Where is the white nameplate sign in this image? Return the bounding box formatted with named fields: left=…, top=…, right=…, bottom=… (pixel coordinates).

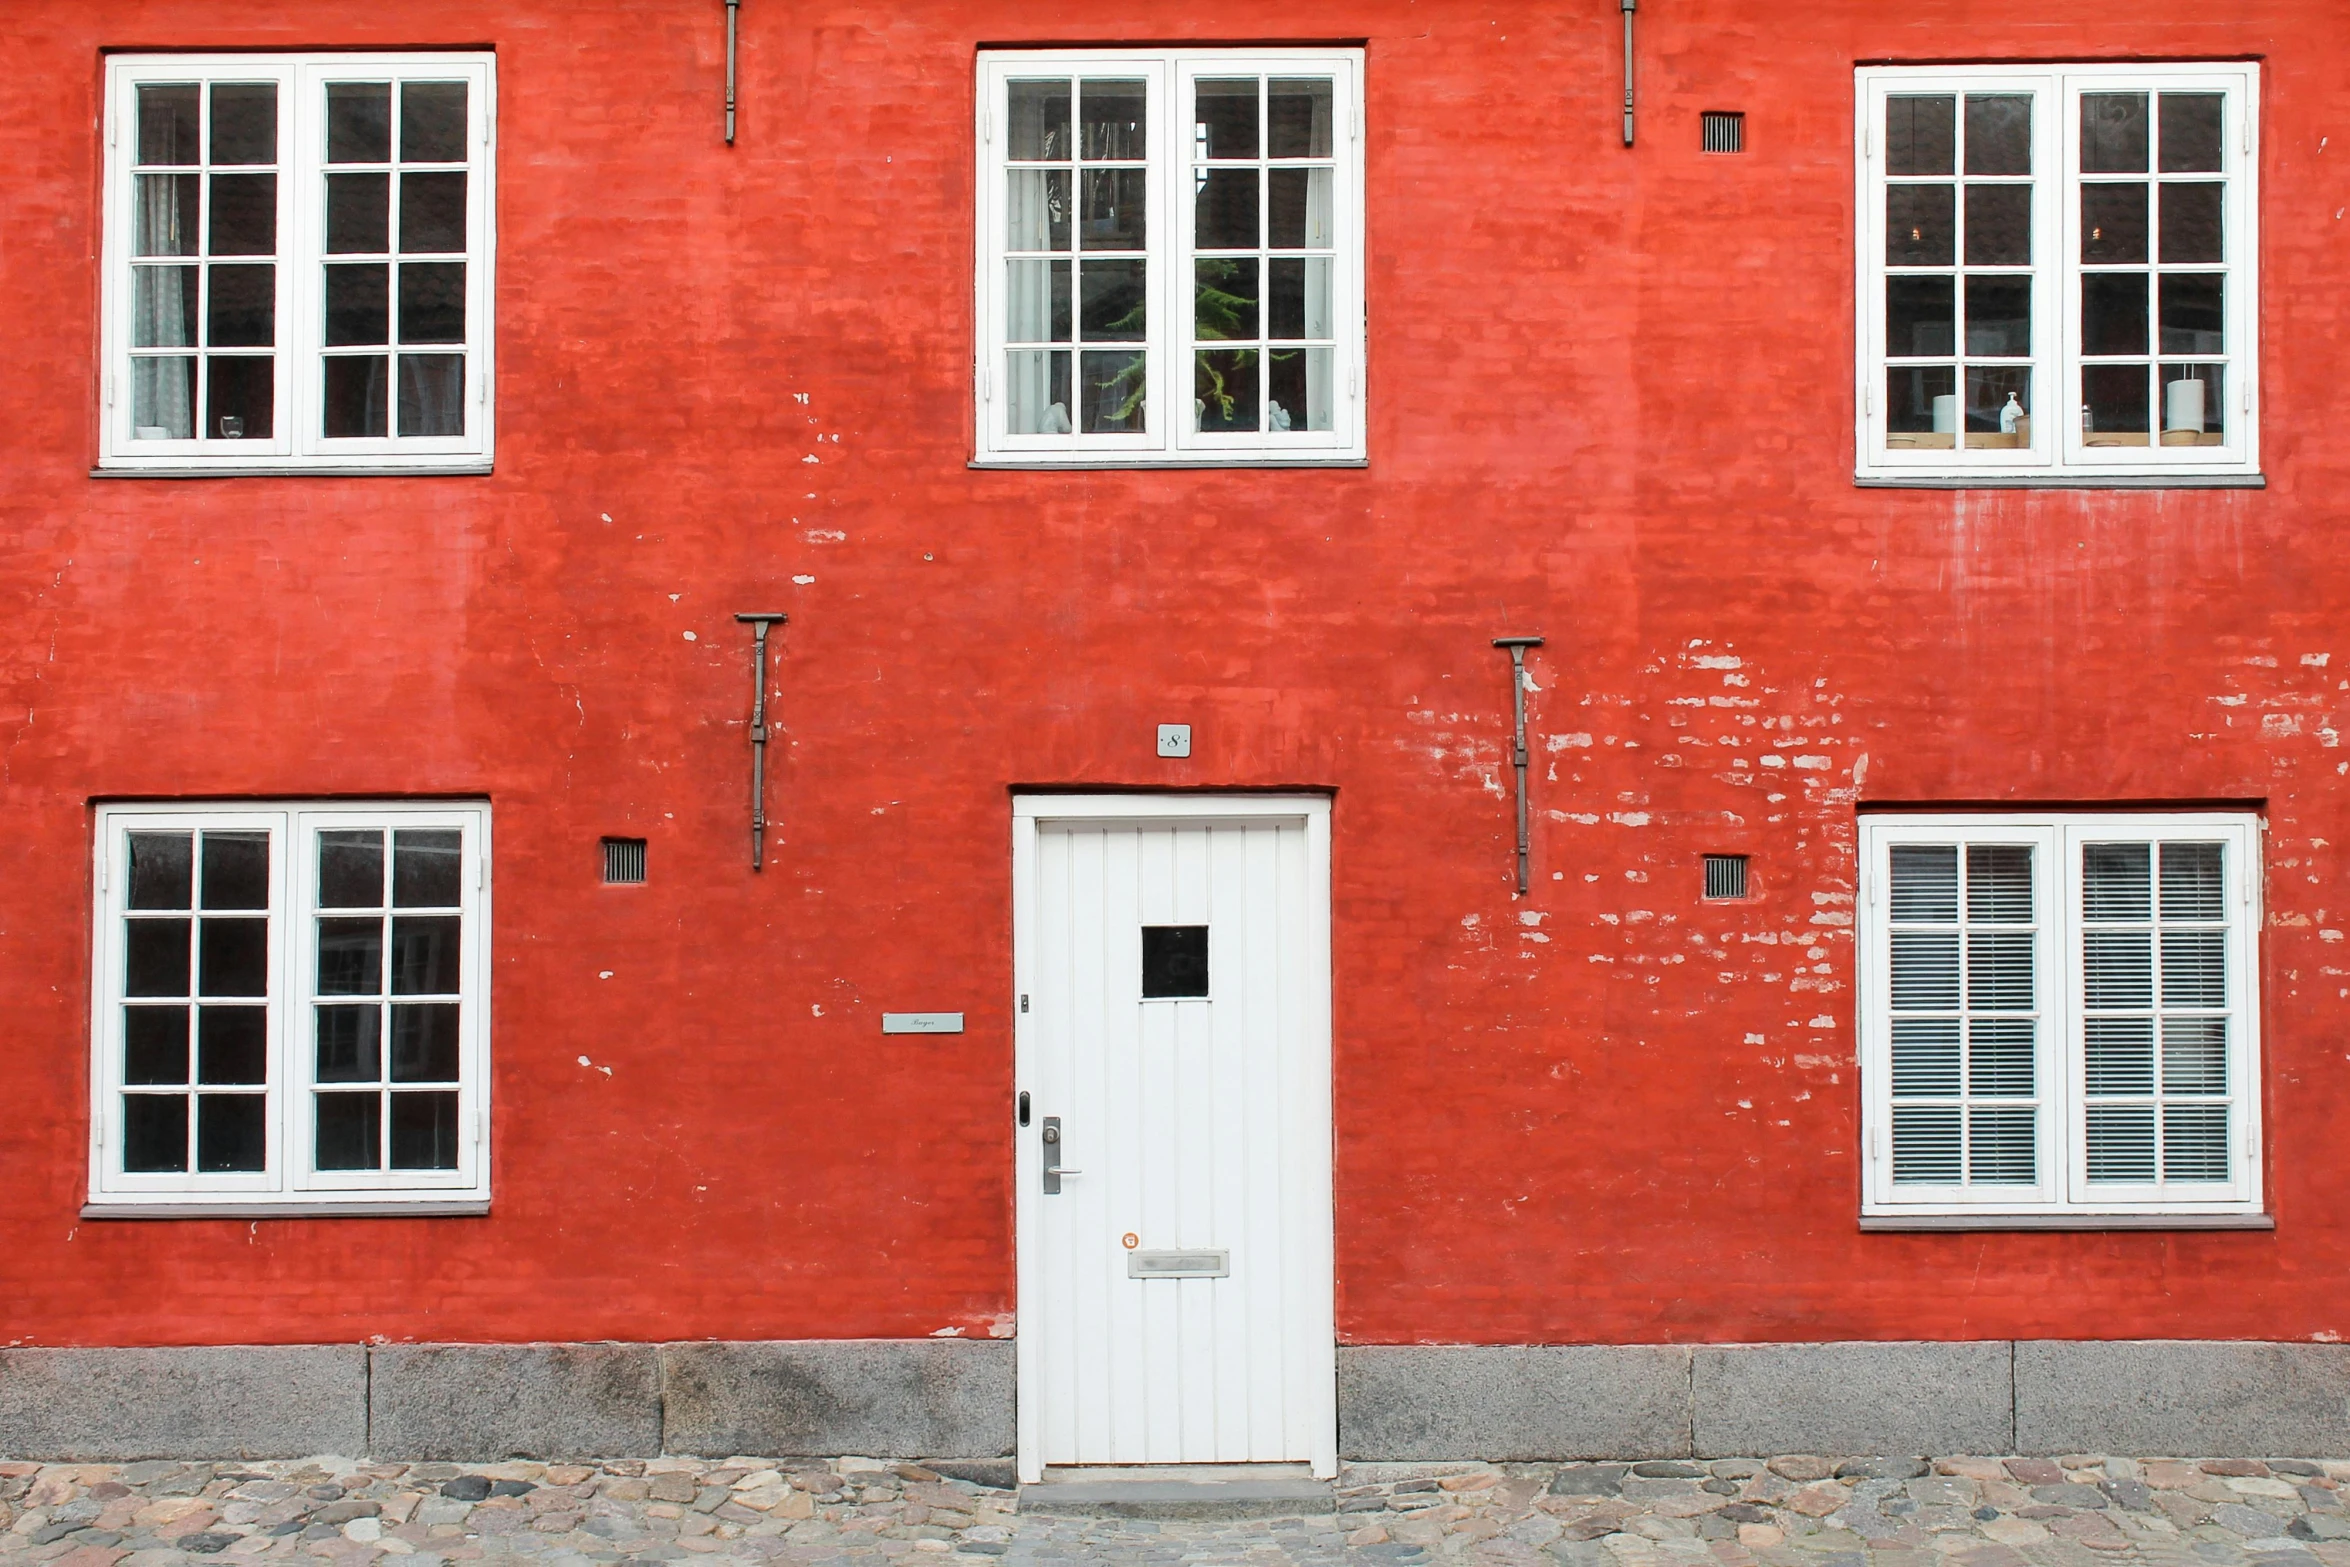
left=1128, top=1249, right=1230, bottom=1279
left=881, top=1013, right=965, bottom=1034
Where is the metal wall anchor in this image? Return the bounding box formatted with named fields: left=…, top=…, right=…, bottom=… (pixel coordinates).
left=734, top=612, right=787, bottom=870
left=1493, top=636, right=1545, bottom=894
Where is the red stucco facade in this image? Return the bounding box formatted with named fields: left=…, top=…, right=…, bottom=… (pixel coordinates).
left=4, top=0, right=2347, bottom=1350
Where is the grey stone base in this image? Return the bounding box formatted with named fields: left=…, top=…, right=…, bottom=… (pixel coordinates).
left=6, top=1338, right=2346, bottom=1462
left=1337, top=1340, right=2350, bottom=1460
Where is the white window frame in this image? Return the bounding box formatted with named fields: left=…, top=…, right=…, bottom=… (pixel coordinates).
left=88, top=801, right=491, bottom=1216
left=973, top=48, right=1366, bottom=467
left=99, top=53, right=496, bottom=476
left=1855, top=63, right=2259, bottom=484
left=1859, top=812, right=2263, bottom=1223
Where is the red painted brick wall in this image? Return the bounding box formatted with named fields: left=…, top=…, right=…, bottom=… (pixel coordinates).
left=3, top=0, right=2347, bottom=1348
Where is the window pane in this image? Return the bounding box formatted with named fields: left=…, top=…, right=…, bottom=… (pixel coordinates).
left=196, top=1093, right=265, bottom=1172
left=316, top=1004, right=383, bottom=1083
left=325, top=264, right=390, bottom=346
left=1267, top=168, right=1332, bottom=248
left=317, top=917, right=384, bottom=995
left=1964, top=366, right=2031, bottom=444
left=124, top=1094, right=189, bottom=1172
left=1892, top=848, right=1962, bottom=925
left=2082, top=92, right=2149, bottom=173
left=207, top=172, right=276, bottom=256
left=1078, top=350, right=1145, bottom=433
left=391, top=916, right=462, bottom=994
left=1885, top=365, right=1955, bottom=443
left=2161, top=364, right=2224, bottom=443
left=401, top=81, right=469, bottom=162
left=399, top=171, right=467, bottom=253
left=1969, top=842, right=2036, bottom=918
left=315, top=1092, right=381, bottom=1170
left=319, top=830, right=385, bottom=907
left=1965, top=931, right=2035, bottom=1011
left=136, top=174, right=201, bottom=257
left=126, top=919, right=192, bottom=997
left=202, top=831, right=271, bottom=916
left=1195, top=169, right=1259, bottom=249
left=1078, top=169, right=1146, bottom=250
left=1885, top=184, right=1954, bottom=267
left=210, top=83, right=278, bottom=165
left=1194, top=259, right=1259, bottom=341
left=397, top=262, right=466, bottom=343
left=397, top=355, right=466, bottom=437
left=2158, top=93, right=2224, bottom=174
left=2083, top=364, right=2151, bottom=442
left=2085, top=1105, right=2156, bottom=1181
left=1078, top=80, right=1146, bottom=160
left=1195, top=78, right=1258, bottom=160
left=327, top=173, right=390, bottom=254
left=2084, top=1017, right=2154, bottom=1095
left=2082, top=273, right=2148, bottom=355
left=2080, top=183, right=2148, bottom=262
left=323, top=355, right=390, bottom=437
left=1885, top=95, right=1954, bottom=176
left=1967, top=1106, right=2036, bottom=1182
left=197, top=1006, right=266, bottom=1085
left=1006, top=261, right=1070, bottom=342
left=198, top=917, right=268, bottom=997
left=391, top=1003, right=461, bottom=1081
left=1005, top=350, right=1072, bottom=433
left=206, top=262, right=274, bottom=344
left=1889, top=931, right=1959, bottom=1010
left=1006, top=169, right=1071, bottom=251
left=327, top=83, right=392, bottom=163
left=206, top=356, right=274, bottom=441
left=2159, top=273, right=2224, bottom=355
left=1268, top=78, right=1334, bottom=158
left=1007, top=80, right=1071, bottom=161
left=1268, top=257, right=1331, bottom=339
left=1968, top=1018, right=2035, bottom=1095
left=389, top=1091, right=461, bottom=1170
left=2083, top=930, right=2153, bottom=1009
left=133, top=266, right=198, bottom=348
left=2162, top=1018, right=2228, bottom=1094
left=1266, top=346, right=1332, bottom=431
left=132, top=357, right=196, bottom=439
left=2161, top=843, right=2225, bottom=918
left=137, top=84, right=202, bottom=166
left=2161, top=930, right=2226, bottom=1007
left=2082, top=842, right=2151, bottom=919
left=1964, top=184, right=2031, bottom=266
left=129, top=832, right=195, bottom=910
left=1890, top=1017, right=1959, bottom=1097
left=2162, top=1104, right=2229, bottom=1181
left=1964, top=276, right=2030, bottom=356
left=1963, top=94, right=2031, bottom=175
left=1078, top=259, right=1145, bottom=341
left=1195, top=348, right=1259, bottom=432
left=125, top=1007, right=191, bottom=1085
left=1891, top=1106, right=1960, bottom=1183
left=1886, top=276, right=1954, bottom=357
left=2159, top=181, right=2223, bottom=263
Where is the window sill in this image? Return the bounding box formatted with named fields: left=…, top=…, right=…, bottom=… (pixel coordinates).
left=969, top=456, right=1367, bottom=471
left=1860, top=1212, right=2272, bottom=1231
left=1854, top=473, right=2265, bottom=490
left=92, top=463, right=494, bottom=479
left=82, top=1200, right=490, bottom=1219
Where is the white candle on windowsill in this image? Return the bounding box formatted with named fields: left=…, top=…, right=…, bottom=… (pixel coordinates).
left=2165, top=377, right=2206, bottom=434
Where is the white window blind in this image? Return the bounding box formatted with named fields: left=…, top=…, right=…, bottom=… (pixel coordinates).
left=1861, top=813, right=2261, bottom=1220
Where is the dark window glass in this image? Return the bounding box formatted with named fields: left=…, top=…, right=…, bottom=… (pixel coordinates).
left=198, top=917, right=268, bottom=997
left=1077, top=170, right=1146, bottom=251
left=1886, top=94, right=1955, bottom=175
left=397, top=355, right=465, bottom=437
left=1964, top=184, right=2031, bottom=266
left=393, top=829, right=463, bottom=907
left=1965, top=277, right=2031, bottom=356
left=124, top=1094, right=189, bottom=1172
left=1885, top=183, right=1954, bottom=266
left=1195, top=169, right=1259, bottom=250
left=397, top=262, right=466, bottom=343
left=327, top=83, right=392, bottom=163
left=200, top=831, right=270, bottom=910
left=2159, top=93, right=2224, bottom=174
left=315, top=1092, right=381, bottom=1170
left=1887, top=276, right=1954, bottom=357
left=326, top=172, right=390, bottom=254
left=128, top=832, right=194, bottom=910
left=1079, top=260, right=1146, bottom=342
left=125, top=1007, right=191, bottom=1085
left=126, top=919, right=192, bottom=997
left=2081, top=183, right=2149, bottom=263
left=316, top=1004, right=383, bottom=1083
left=1195, top=258, right=1259, bottom=341
left=197, top=1007, right=267, bottom=1085
left=1142, top=925, right=1210, bottom=999
left=1196, top=348, right=1259, bottom=432
left=323, top=355, right=390, bottom=437
left=2084, top=274, right=2149, bottom=356
left=401, top=82, right=469, bottom=162
left=196, top=1093, right=265, bottom=1172
left=391, top=1003, right=461, bottom=1081
left=2160, top=274, right=2225, bottom=355
left=319, top=830, right=385, bottom=907
left=207, top=356, right=275, bottom=441
left=205, top=263, right=276, bottom=346
left=1963, top=94, right=2031, bottom=175
left=2082, top=93, right=2149, bottom=173
left=399, top=171, right=467, bottom=253
left=390, top=1091, right=461, bottom=1170
left=390, top=916, right=462, bottom=994
left=209, top=83, right=278, bottom=165
left=2160, top=181, right=2223, bottom=264
left=325, top=264, right=390, bottom=346
left=207, top=172, right=276, bottom=256
left=138, top=84, right=202, bottom=166
left=317, top=917, right=384, bottom=995
left=1195, top=79, right=1258, bottom=160
left=1078, top=80, right=1147, bottom=159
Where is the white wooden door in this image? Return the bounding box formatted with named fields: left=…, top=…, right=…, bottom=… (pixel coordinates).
left=1012, top=796, right=1335, bottom=1481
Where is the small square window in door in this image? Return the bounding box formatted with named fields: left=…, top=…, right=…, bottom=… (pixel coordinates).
left=1141, top=925, right=1209, bottom=998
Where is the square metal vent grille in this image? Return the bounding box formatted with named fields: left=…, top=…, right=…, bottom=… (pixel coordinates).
left=1704, top=854, right=1749, bottom=900
left=602, top=837, right=647, bottom=884
left=1702, top=111, right=1746, bottom=154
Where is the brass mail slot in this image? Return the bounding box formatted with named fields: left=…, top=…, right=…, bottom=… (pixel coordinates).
left=1127, top=1249, right=1230, bottom=1279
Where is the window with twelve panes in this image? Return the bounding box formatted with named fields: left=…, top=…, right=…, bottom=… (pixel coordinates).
left=1856, top=65, right=2257, bottom=483
left=974, top=49, right=1365, bottom=465
left=1858, top=813, right=2262, bottom=1222
left=89, top=803, right=489, bottom=1215
left=100, top=54, right=494, bottom=473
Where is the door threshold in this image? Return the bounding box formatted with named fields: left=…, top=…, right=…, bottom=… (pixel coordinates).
left=1020, top=1463, right=1334, bottom=1519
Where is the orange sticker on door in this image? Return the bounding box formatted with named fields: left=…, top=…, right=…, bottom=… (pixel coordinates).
left=1121, top=1233, right=1139, bottom=1249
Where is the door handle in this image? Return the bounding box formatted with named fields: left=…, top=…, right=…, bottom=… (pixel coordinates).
left=1041, top=1116, right=1081, bottom=1194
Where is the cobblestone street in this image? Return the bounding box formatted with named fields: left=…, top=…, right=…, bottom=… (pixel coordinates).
left=6, top=1454, right=2350, bottom=1567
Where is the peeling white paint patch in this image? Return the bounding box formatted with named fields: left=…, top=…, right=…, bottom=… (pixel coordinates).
left=1744, top=1033, right=1767, bottom=1044
left=682, top=630, right=697, bottom=641
left=1610, top=811, right=1652, bottom=826
left=1518, top=911, right=1547, bottom=926
left=1792, top=755, right=1832, bottom=770
left=1808, top=1016, right=1837, bottom=1028
left=805, top=528, right=846, bottom=542
left=792, top=574, right=816, bottom=585
left=575, top=1055, right=613, bottom=1078
left=1549, top=733, right=1595, bottom=749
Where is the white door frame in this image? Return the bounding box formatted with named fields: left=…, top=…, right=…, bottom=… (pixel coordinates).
left=1011, top=793, right=1336, bottom=1482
